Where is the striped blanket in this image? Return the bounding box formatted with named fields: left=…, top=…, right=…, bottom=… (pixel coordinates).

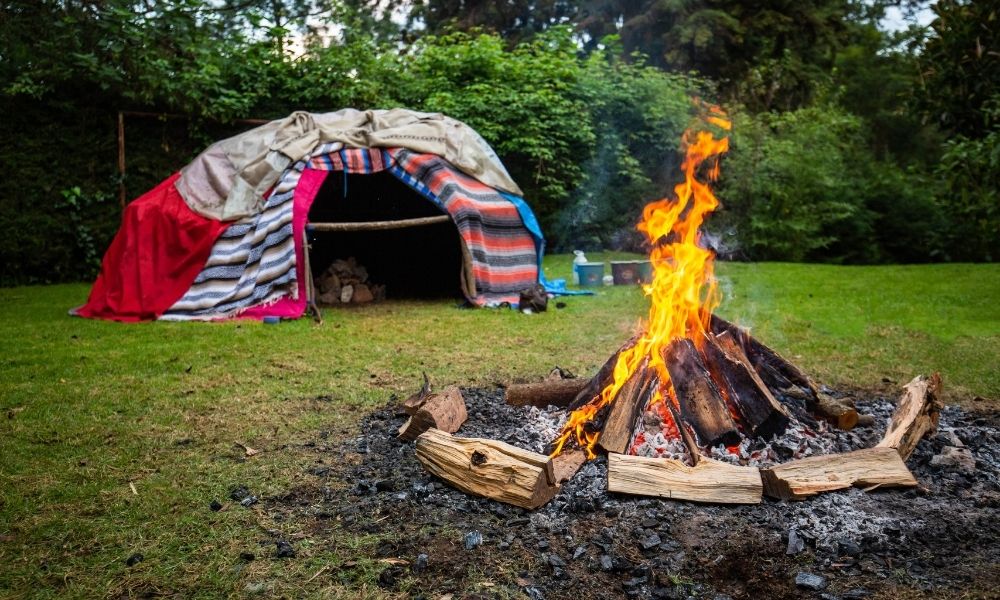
left=163, top=145, right=540, bottom=319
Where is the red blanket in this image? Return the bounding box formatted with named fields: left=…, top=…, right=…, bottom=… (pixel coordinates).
left=75, top=173, right=228, bottom=321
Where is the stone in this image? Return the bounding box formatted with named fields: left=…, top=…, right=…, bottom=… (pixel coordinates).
left=573, top=545, right=587, bottom=560
left=600, top=554, right=614, bottom=571
left=412, top=553, right=428, bottom=573
left=340, top=285, right=354, bottom=303
left=786, top=529, right=806, bottom=555
left=352, top=284, right=374, bottom=303
left=209, top=500, right=223, bottom=511
left=464, top=531, right=483, bottom=550
left=125, top=553, right=143, bottom=567
left=641, top=533, right=662, bottom=551
left=842, top=588, right=870, bottom=599
left=838, top=538, right=862, bottom=557
left=795, top=572, right=827, bottom=591
left=930, top=446, right=976, bottom=475
left=275, top=540, right=295, bottom=558
left=548, top=554, right=566, bottom=568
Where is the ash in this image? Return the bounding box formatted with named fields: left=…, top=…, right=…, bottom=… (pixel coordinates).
left=271, top=387, right=1000, bottom=600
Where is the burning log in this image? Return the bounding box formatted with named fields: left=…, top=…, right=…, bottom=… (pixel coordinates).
left=710, top=315, right=858, bottom=430
left=608, top=453, right=763, bottom=504
left=597, top=366, right=655, bottom=454
left=505, top=378, right=589, bottom=408
left=414, top=428, right=558, bottom=510
left=398, top=386, right=468, bottom=441
left=664, top=339, right=741, bottom=448
left=703, top=331, right=792, bottom=439
left=759, top=447, right=918, bottom=500
left=877, top=373, right=943, bottom=460
left=568, top=337, right=638, bottom=411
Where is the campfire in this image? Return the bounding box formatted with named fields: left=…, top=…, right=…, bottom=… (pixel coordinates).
left=399, top=108, right=943, bottom=509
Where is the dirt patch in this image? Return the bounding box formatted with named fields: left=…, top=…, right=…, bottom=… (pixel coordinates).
left=264, top=388, right=1000, bottom=599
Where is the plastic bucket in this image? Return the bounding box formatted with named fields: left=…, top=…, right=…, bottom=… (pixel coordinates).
left=575, top=262, right=605, bottom=287
left=610, top=260, right=653, bottom=285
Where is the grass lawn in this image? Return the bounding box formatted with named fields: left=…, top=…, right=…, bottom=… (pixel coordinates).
left=1, top=255, right=998, bottom=598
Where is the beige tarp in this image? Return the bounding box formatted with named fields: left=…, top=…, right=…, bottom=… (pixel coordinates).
left=175, top=108, right=523, bottom=221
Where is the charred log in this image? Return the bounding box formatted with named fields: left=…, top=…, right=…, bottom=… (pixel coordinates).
left=505, top=378, right=589, bottom=408
left=664, top=339, right=741, bottom=448
left=597, top=364, right=655, bottom=454
left=567, top=337, right=638, bottom=411
left=703, top=331, right=792, bottom=439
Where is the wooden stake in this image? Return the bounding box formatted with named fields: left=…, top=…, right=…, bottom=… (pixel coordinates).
left=878, top=373, right=943, bottom=460
left=759, top=447, right=918, bottom=500
left=608, top=453, right=763, bottom=504
left=414, top=429, right=558, bottom=510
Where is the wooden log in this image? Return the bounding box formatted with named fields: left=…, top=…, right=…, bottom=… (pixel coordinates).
left=759, top=447, right=918, bottom=500
left=401, top=372, right=432, bottom=416
left=877, top=373, right=943, bottom=460
left=608, top=453, right=763, bottom=504
left=703, top=331, right=792, bottom=439
left=505, top=378, right=589, bottom=408
left=398, top=386, right=467, bottom=441
left=414, top=428, right=558, bottom=509
left=664, top=339, right=741, bottom=448
left=597, top=366, right=654, bottom=454
left=552, top=448, right=587, bottom=484
left=710, top=315, right=858, bottom=429
left=568, top=337, right=639, bottom=411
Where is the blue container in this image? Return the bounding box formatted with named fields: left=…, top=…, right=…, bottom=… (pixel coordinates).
left=262, top=316, right=281, bottom=325
left=575, top=262, right=605, bottom=287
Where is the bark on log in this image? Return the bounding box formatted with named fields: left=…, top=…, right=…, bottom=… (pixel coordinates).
left=598, top=366, right=655, bottom=454
left=665, top=339, right=741, bottom=448
left=703, top=331, right=792, bottom=439
left=568, top=337, right=639, bottom=411
left=552, top=448, right=587, bottom=484
left=398, top=386, right=468, bottom=441
left=608, top=453, right=763, bottom=504
left=414, top=428, right=558, bottom=509
left=877, top=373, right=943, bottom=460
left=759, top=447, right=918, bottom=500
left=505, top=378, right=589, bottom=408
left=815, top=392, right=860, bottom=430
left=401, top=372, right=432, bottom=416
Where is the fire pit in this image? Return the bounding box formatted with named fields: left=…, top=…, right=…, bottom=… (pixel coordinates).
left=399, top=108, right=944, bottom=510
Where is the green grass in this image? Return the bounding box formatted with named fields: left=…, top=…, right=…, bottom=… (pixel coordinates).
left=0, top=256, right=998, bottom=598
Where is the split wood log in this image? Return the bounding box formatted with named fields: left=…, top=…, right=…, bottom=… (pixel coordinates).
left=759, top=447, right=918, bottom=500
left=597, top=365, right=654, bottom=454
left=398, top=386, right=467, bottom=441
left=401, top=372, right=432, bottom=416
left=552, top=448, right=588, bottom=484
left=704, top=331, right=792, bottom=439
left=710, top=315, right=858, bottom=430
left=608, top=453, right=763, bottom=504
left=665, top=339, right=741, bottom=448
left=567, top=337, right=639, bottom=411
left=877, top=373, right=943, bottom=460
left=414, top=428, right=558, bottom=509
left=505, top=378, right=589, bottom=408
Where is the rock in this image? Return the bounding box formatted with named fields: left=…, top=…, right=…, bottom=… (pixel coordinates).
left=340, top=285, right=354, bottom=303
left=412, top=553, right=428, bottom=573
left=930, top=446, right=976, bottom=475
left=229, top=486, right=250, bottom=501
left=573, top=545, right=587, bottom=560
left=641, top=533, right=662, bottom=551
left=209, top=500, right=223, bottom=511
left=352, top=284, right=374, bottom=303
left=842, top=588, right=870, bottom=599
left=795, top=572, right=827, bottom=591
left=600, top=554, right=614, bottom=571
left=275, top=540, right=295, bottom=558
left=838, top=538, right=862, bottom=557
left=125, top=553, right=144, bottom=567
left=548, top=554, right=566, bottom=568
left=240, top=495, right=258, bottom=507
left=318, top=289, right=341, bottom=305
left=537, top=539, right=549, bottom=550
left=524, top=586, right=545, bottom=600
left=786, top=529, right=805, bottom=555
left=464, top=530, right=483, bottom=550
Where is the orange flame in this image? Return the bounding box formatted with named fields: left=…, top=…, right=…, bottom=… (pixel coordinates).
left=553, top=106, right=731, bottom=458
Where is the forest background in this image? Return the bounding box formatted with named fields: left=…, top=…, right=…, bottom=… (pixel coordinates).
left=1, top=0, right=997, bottom=285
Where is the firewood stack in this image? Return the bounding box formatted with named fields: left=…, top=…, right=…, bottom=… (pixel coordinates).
left=315, top=257, right=386, bottom=305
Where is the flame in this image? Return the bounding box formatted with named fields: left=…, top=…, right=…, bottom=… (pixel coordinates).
left=553, top=106, right=731, bottom=459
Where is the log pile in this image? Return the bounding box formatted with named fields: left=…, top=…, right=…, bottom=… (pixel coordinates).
left=316, top=257, right=386, bottom=305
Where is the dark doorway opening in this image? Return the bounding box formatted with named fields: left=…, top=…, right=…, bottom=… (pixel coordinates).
left=307, top=170, right=465, bottom=300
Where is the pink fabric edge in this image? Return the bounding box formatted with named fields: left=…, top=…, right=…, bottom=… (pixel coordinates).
left=237, top=168, right=329, bottom=320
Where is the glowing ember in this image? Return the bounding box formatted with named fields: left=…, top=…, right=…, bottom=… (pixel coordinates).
left=552, top=107, right=731, bottom=459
